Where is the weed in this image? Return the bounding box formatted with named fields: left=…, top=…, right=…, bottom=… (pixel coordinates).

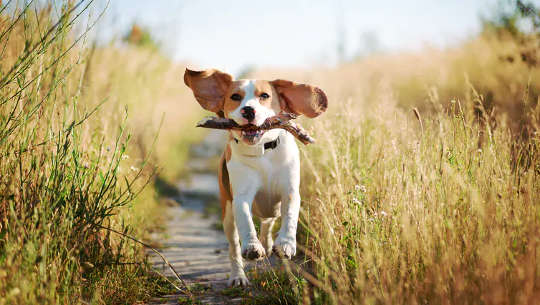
left=221, top=286, right=248, bottom=298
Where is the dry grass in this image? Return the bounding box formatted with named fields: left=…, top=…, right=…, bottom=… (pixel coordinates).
left=250, top=31, right=540, bottom=305
left=83, top=46, right=204, bottom=182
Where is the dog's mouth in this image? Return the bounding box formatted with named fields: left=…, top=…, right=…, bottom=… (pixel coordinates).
left=240, top=126, right=265, bottom=144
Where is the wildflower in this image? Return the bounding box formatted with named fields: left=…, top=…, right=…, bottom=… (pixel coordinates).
left=122, top=155, right=130, bottom=160
left=380, top=211, right=388, bottom=217
left=352, top=198, right=362, bottom=205
left=355, top=184, right=367, bottom=193
left=130, top=166, right=139, bottom=172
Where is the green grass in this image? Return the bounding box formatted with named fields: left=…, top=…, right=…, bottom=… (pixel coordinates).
left=246, top=268, right=305, bottom=305
left=0, top=1, right=191, bottom=304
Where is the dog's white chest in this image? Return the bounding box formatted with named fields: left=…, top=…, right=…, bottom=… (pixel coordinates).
left=227, top=132, right=300, bottom=218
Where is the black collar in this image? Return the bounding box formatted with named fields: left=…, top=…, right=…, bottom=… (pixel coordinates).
left=264, top=137, right=280, bottom=150
left=233, top=136, right=280, bottom=152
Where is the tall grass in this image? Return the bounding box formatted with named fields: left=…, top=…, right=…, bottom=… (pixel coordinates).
left=0, top=1, right=199, bottom=303
left=299, top=90, right=539, bottom=305
left=251, top=28, right=539, bottom=305
left=81, top=46, right=204, bottom=183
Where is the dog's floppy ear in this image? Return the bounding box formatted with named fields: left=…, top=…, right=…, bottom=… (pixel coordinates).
left=270, top=79, right=328, bottom=118
left=184, top=68, right=233, bottom=113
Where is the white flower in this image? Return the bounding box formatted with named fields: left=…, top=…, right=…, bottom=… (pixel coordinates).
left=130, top=166, right=139, bottom=172
left=354, top=184, right=367, bottom=193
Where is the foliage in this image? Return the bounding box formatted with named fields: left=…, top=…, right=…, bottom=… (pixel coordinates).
left=124, top=23, right=160, bottom=51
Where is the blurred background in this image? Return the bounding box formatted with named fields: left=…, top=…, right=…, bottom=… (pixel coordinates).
left=98, top=0, right=514, bottom=74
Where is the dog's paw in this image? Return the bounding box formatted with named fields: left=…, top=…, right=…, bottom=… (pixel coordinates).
left=241, top=240, right=266, bottom=260
left=273, top=236, right=296, bottom=259
left=228, top=273, right=250, bottom=287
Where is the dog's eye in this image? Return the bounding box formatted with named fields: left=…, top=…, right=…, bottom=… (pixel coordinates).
left=230, top=93, right=242, bottom=101
left=260, top=93, right=270, bottom=99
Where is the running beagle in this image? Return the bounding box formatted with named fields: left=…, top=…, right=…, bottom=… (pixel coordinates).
left=184, top=68, right=327, bottom=286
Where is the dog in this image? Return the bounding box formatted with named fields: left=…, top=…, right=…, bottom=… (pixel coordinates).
left=184, top=68, right=327, bottom=286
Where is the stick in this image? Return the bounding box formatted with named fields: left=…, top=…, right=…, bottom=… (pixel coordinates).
left=196, top=113, right=315, bottom=145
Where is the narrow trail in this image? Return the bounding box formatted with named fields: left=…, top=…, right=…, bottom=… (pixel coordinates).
left=147, top=130, right=244, bottom=304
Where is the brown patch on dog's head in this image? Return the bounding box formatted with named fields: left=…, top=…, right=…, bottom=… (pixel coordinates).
left=222, top=82, right=242, bottom=118
left=253, top=81, right=275, bottom=109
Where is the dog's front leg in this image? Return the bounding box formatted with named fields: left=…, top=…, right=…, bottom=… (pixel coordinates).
left=233, top=193, right=266, bottom=260
left=228, top=161, right=266, bottom=261
left=273, top=191, right=301, bottom=259
left=223, top=201, right=249, bottom=286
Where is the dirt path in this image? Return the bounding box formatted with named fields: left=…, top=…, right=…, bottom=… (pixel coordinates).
left=148, top=130, right=245, bottom=304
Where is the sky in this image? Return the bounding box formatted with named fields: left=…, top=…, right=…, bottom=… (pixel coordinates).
left=95, top=0, right=538, bottom=76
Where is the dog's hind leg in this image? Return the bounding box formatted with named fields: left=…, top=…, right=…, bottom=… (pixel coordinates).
left=223, top=200, right=249, bottom=286
left=259, top=217, right=276, bottom=256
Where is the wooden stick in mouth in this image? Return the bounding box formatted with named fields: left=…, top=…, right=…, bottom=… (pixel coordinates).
left=196, top=113, right=315, bottom=145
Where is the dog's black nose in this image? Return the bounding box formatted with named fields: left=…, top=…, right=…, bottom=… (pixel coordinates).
left=241, top=106, right=255, bottom=121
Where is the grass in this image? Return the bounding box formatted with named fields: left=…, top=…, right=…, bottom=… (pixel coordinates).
left=0, top=1, right=201, bottom=304
left=248, top=24, right=540, bottom=305
left=246, top=268, right=306, bottom=305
